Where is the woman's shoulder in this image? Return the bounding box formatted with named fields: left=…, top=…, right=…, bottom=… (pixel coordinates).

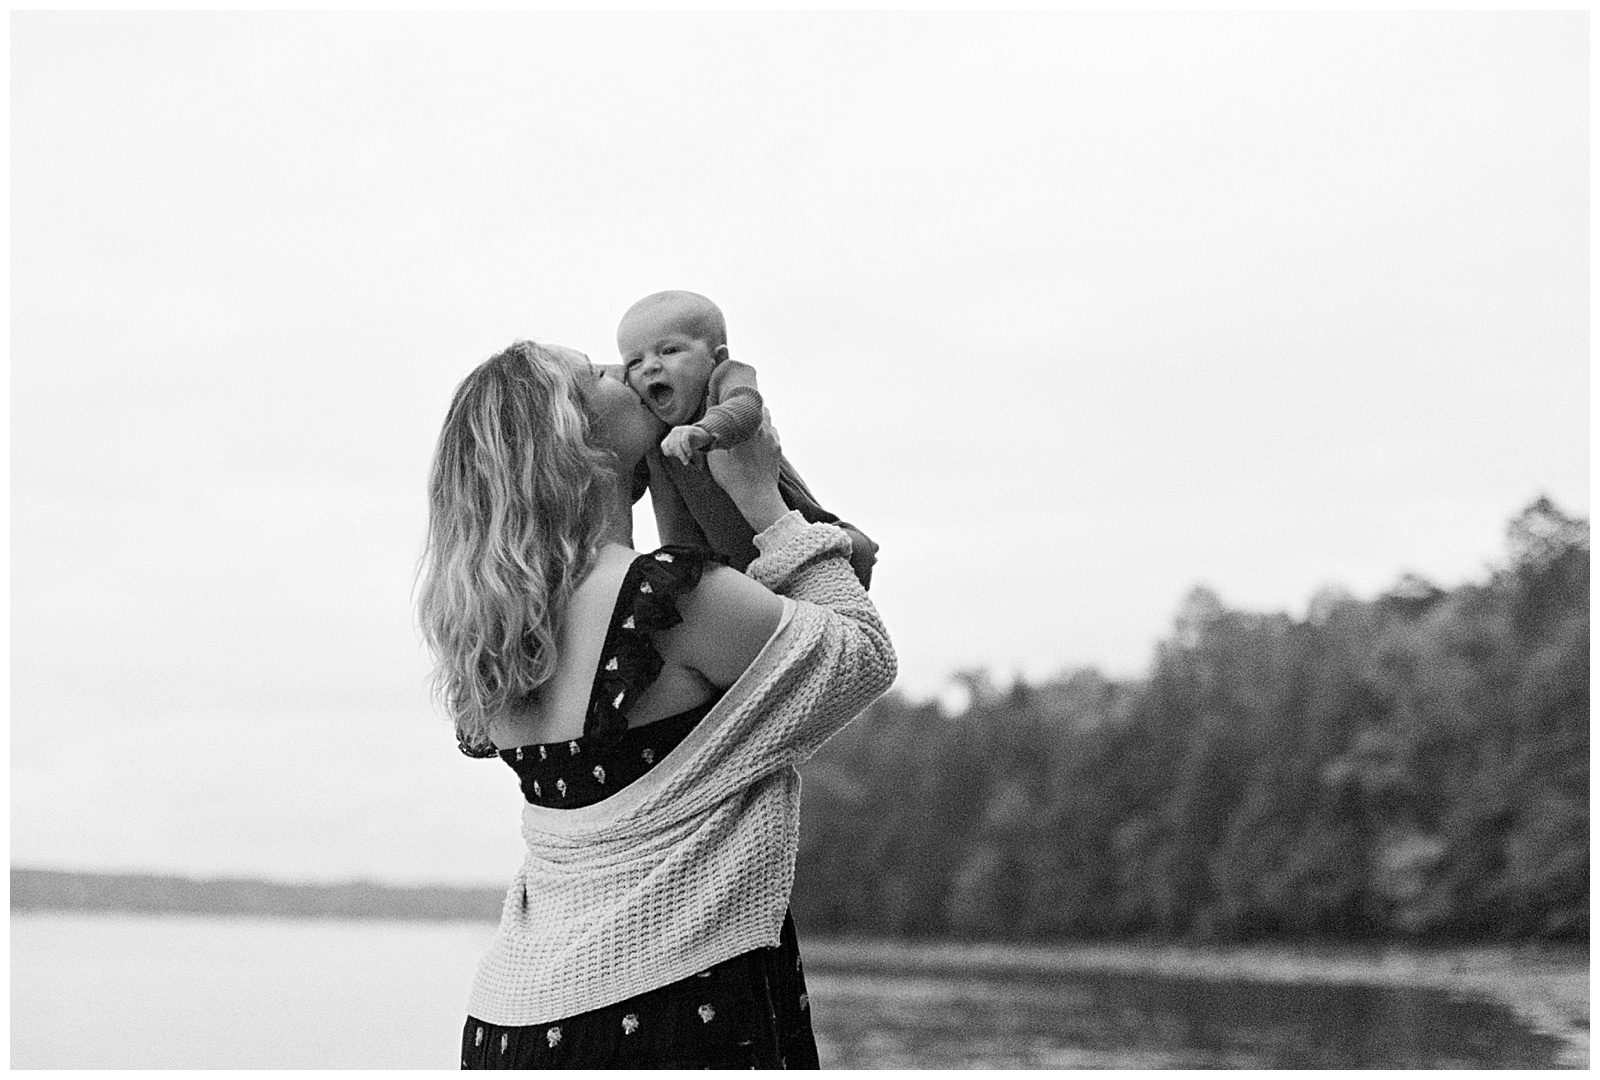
left=659, top=549, right=784, bottom=690
left=566, top=543, right=647, bottom=617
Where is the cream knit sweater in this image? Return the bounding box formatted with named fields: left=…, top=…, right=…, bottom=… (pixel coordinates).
left=465, top=512, right=896, bottom=1026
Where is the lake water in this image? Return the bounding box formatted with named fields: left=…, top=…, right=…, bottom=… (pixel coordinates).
left=11, top=912, right=1570, bottom=1069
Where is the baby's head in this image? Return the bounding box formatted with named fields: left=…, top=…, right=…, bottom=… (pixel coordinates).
left=616, top=290, right=729, bottom=427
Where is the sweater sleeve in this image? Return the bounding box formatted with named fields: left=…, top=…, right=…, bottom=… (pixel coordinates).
left=696, top=360, right=765, bottom=449
left=740, top=511, right=897, bottom=762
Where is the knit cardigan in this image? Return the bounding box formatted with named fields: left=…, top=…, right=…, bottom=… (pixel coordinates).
left=464, top=512, right=896, bottom=1026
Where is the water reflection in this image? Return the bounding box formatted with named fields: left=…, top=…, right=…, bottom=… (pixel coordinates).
left=806, top=966, right=1568, bottom=1069
left=9, top=915, right=1575, bottom=1070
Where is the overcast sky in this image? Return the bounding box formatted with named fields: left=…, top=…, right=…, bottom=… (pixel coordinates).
left=12, top=11, right=1587, bottom=884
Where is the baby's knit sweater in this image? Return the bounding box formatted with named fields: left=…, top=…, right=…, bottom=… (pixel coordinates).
left=464, top=512, right=896, bottom=1026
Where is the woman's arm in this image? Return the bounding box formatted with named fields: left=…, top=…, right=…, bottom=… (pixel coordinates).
left=670, top=567, right=784, bottom=688
left=664, top=416, right=788, bottom=687
left=669, top=418, right=895, bottom=757
left=705, top=411, right=789, bottom=533
left=742, top=512, right=896, bottom=761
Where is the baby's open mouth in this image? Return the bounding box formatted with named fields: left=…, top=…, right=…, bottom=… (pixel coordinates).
left=645, top=381, right=674, bottom=412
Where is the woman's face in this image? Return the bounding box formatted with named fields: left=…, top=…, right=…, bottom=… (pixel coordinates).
left=550, top=345, right=664, bottom=467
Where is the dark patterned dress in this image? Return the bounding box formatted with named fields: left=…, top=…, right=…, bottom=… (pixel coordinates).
left=459, top=546, right=820, bottom=1070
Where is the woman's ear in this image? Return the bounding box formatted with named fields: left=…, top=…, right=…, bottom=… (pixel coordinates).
left=713, top=344, right=730, bottom=363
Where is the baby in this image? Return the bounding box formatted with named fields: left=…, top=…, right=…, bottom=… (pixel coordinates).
left=617, top=289, right=879, bottom=588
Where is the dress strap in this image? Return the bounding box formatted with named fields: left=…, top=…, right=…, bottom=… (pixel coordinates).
left=584, top=545, right=720, bottom=749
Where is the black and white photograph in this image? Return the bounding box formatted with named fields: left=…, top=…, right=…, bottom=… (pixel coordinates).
left=10, top=8, right=1588, bottom=1070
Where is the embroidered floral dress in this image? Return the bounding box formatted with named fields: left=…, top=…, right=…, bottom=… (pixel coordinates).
left=458, top=546, right=820, bottom=1070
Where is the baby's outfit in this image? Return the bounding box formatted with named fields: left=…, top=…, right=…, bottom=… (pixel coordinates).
left=649, top=358, right=879, bottom=588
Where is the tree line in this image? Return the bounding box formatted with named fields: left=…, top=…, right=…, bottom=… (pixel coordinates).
left=793, top=498, right=1588, bottom=944
left=10, top=868, right=505, bottom=922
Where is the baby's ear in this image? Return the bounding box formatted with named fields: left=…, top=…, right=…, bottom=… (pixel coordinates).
left=713, top=344, right=730, bottom=363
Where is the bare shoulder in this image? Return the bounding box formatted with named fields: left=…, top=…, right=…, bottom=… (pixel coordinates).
left=676, top=562, right=782, bottom=631
left=665, top=562, right=785, bottom=689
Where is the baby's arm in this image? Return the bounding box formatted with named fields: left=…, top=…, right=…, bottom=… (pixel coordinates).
left=662, top=360, right=764, bottom=465
left=698, top=360, right=764, bottom=447
left=646, top=449, right=709, bottom=548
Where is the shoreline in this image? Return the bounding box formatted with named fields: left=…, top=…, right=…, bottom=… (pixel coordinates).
left=802, top=937, right=1589, bottom=1068
left=14, top=866, right=1587, bottom=1068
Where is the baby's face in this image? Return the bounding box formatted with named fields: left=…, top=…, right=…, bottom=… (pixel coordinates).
left=617, top=312, right=723, bottom=427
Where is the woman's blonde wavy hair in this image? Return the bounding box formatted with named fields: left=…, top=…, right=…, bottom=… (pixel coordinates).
left=417, top=341, right=617, bottom=750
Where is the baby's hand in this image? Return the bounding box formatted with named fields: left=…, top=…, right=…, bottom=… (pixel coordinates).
left=661, top=425, right=713, bottom=466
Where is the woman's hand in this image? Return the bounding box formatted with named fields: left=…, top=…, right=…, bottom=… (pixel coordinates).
left=707, top=410, right=789, bottom=533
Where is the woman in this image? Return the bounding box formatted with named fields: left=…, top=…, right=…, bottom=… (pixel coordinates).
left=417, top=341, right=894, bottom=1069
